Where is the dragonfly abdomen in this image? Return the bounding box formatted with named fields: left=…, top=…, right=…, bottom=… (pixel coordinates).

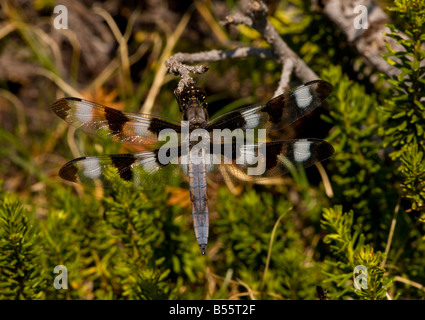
left=187, top=149, right=209, bottom=255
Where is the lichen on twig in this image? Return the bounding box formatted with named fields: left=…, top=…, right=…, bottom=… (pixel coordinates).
left=165, top=56, right=209, bottom=97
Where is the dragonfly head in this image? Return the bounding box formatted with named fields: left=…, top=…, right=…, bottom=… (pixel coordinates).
left=178, top=85, right=207, bottom=111
left=179, top=85, right=209, bottom=129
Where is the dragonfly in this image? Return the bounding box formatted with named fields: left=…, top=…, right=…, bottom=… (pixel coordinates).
left=51, top=79, right=334, bottom=255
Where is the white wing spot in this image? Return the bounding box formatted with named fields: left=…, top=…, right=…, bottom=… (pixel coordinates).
left=294, top=86, right=313, bottom=109
left=82, top=158, right=102, bottom=179
left=241, top=106, right=262, bottom=128
left=293, top=140, right=312, bottom=162
left=131, top=116, right=151, bottom=136
left=75, top=101, right=93, bottom=122
left=137, top=153, right=159, bottom=172
left=236, top=145, right=257, bottom=165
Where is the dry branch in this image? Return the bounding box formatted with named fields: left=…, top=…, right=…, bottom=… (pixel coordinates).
left=319, top=0, right=400, bottom=78
left=165, top=56, right=209, bottom=97
left=225, top=0, right=318, bottom=85
left=166, top=0, right=319, bottom=97
left=165, top=47, right=275, bottom=95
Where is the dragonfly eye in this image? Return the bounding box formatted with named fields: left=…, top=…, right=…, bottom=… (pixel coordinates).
left=195, top=88, right=207, bottom=103
left=179, top=86, right=207, bottom=107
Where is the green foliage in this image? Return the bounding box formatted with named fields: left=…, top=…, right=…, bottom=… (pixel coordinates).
left=213, top=187, right=324, bottom=299
left=0, top=175, right=207, bottom=300
left=1, top=0, right=425, bottom=301
left=320, top=65, right=397, bottom=246
left=100, top=172, right=203, bottom=299
left=381, top=0, right=425, bottom=158
left=321, top=206, right=392, bottom=300
left=399, top=144, right=425, bottom=213
left=316, top=0, right=425, bottom=298
left=43, top=173, right=208, bottom=299
left=0, top=189, right=46, bottom=299
left=381, top=0, right=425, bottom=218
left=353, top=245, right=392, bottom=300
left=321, top=65, right=383, bottom=206
left=321, top=206, right=365, bottom=263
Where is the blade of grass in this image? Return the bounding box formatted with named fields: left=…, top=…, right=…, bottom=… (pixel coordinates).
left=60, top=30, right=81, bottom=85
left=381, top=197, right=400, bottom=268
left=35, top=67, right=81, bottom=97
left=140, top=5, right=194, bottom=114
left=315, top=161, right=334, bottom=198
left=93, top=6, right=133, bottom=98
left=0, top=21, right=15, bottom=40
left=90, top=41, right=151, bottom=94
left=2, top=2, right=58, bottom=74
left=0, top=89, right=27, bottom=136
left=194, top=0, right=228, bottom=44
left=260, top=207, right=291, bottom=291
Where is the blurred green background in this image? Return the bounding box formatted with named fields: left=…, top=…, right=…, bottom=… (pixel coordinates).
left=0, top=0, right=424, bottom=300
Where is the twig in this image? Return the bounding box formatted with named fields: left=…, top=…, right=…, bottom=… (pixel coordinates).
left=224, top=0, right=318, bottom=84
left=223, top=12, right=253, bottom=27
left=166, top=0, right=319, bottom=96
left=165, top=56, right=209, bottom=97
left=274, top=59, right=294, bottom=97
left=166, top=47, right=275, bottom=96
left=394, top=276, right=425, bottom=293
left=235, top=278, right=257, bottom=300
left=319, top=0, right=400, bottom=78
left=170, top=47, right=275, bottom=63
